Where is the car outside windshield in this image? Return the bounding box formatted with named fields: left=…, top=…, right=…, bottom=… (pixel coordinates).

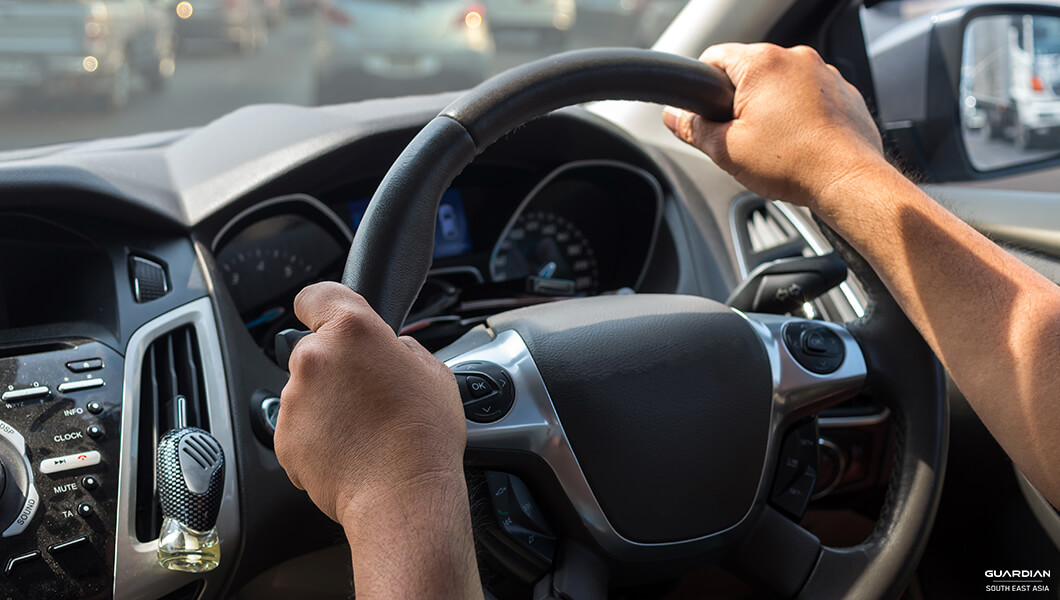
left=0, top=0, right=687, bottom=153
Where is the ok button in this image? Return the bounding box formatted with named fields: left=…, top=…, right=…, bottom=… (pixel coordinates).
left=466, top=376, right=496, bottom=399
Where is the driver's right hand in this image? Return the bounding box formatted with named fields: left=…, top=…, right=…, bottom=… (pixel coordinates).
left=663, top=43, right=889, bottom=212
left=273, top=281, right=467, bottom=527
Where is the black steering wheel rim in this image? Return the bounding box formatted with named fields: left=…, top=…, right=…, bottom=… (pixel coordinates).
left=341, top=48, right=947, bottom=599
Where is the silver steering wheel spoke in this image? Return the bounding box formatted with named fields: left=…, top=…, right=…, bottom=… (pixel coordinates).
left=443, top=330, right=635, bottom=556
left=740, top=312, right=868, bottom=427
left=443, top=329, right=563, bottom=456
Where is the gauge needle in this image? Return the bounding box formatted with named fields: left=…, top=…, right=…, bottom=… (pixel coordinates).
left=527, top=275, right=576, bottom=296
left=537, top=261, right=558, bottom=279
left=245, top=306, right=286, bottom=329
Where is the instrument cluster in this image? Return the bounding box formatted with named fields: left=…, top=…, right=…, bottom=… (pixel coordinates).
left=213, top=161, right=663, bottom=352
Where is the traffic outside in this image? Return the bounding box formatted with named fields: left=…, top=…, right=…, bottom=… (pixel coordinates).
left=0, top=0, right=681, bottom=153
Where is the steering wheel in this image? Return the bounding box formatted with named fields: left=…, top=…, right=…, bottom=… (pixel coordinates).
left=338, top=49, right=948, bottom=599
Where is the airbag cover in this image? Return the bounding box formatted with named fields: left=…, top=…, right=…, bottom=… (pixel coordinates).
left=489, top=294, right=771, bottom=543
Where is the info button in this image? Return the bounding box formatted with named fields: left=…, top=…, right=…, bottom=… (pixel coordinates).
left=40, top=451, right=101, bottom=475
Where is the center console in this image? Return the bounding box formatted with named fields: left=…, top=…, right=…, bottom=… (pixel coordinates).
left=0, top=340, right=123, bottom=600
left=0, top=213, right=241, bottom=600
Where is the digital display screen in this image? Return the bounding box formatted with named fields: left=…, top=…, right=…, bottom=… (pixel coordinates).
left=347, top=189, right=472, bottom=259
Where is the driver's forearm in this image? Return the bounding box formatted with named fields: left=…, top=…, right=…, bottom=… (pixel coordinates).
left=341, top=473, right=484, bottom=599
left=814, top=165, right=1060, bottom=506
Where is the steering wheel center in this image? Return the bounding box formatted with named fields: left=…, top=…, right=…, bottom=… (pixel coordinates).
left=489, top=294, right=772, bottom=543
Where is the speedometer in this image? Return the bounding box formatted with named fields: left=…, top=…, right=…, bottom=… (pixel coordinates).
left=489, top=210, right=599, bottom=295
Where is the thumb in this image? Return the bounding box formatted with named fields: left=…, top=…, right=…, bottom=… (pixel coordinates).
left=662, top=106, right=732, bottom=166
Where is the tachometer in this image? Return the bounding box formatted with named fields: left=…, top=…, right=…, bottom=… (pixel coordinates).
left=489, top=210, right=598, bottom=295
left=213, top=210, right=346, bottom=355
left=217, top=247, right=317, bottom=325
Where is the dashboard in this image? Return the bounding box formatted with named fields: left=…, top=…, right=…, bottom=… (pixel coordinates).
left=212, top=159, right=663, bottom=354
left=0, top=98, right=895, bottom=600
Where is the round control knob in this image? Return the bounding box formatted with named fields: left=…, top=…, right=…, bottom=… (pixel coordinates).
left=451, top=362, right=516, bottom=423
left=0, top=420, right=40, bottom=537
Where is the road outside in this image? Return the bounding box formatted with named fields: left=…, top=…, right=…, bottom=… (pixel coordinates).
left=963, top=128, right=1060, bottom=171
left=0, top=9, right=647, bottom=154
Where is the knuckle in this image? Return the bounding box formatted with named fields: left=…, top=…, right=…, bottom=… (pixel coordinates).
left=345, top=290, right=373, bottom=310
left=293, top=281, right=334, bottom=313
left=287, top=336, right=328, bottom=377
left=329, top=301, right=375, bottom=335
left=753, top=43, right=783, bottom=63
left=791, top=44, right=821, bottom=60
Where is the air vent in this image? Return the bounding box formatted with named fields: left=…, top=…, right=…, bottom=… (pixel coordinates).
left=747, top=206, right=797, bottom=253
left=135, top=325, right=210, bottom=542
left=731, top=196, right=810, bottom=275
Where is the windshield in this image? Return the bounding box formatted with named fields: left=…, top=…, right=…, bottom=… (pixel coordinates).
left=1034, top=18, right=1060, bottom=55
left=0, top=0, right=687, bottom=152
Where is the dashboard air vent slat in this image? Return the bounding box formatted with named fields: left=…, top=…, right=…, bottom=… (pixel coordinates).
left=747, top=207, right=795, bottom=253
left=732, top=196, right=810, bottom=275
left=134, top=325, right=210, bottom=543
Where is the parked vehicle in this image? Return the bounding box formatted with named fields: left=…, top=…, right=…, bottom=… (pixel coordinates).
left=175, top=0, right=269, bottom=54
left=964, top=14, right=1060, bottom=148
left=313, top=0, right=495, bottom=105
left=483, top=0, right=575, bottom=48
left=0, top=0, right=176, bottom=110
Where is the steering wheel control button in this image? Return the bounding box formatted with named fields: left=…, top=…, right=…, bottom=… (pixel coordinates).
left=4, top=550, right=41, bottom=577
left=770, top=420, right=820, bottom=520
left=57, top=379, right=104, bottom=394
left=77, top=503, right=94, bottom=519
left=486, top=471, right=557, bottom=565
left=782, top=322, right=845, bottom=374
left=452, top=362, right=515, bottom=423
left=465, top=376, right=495, bottom=399
left=81, top=475, right=99, bottom=491
left=86, top=401, right=103, bottom=415
left=1, top=386, right=50, bottom=403
left=803, top=330, right=829, bottom=353
left=86, top=424, right=103, bottom=439
left=66, top=358, right=103, bottom=373
left=464, top=399, right=506, bottom=423
left=48, top=535, right=89, bottom=555
left=40, top=450, right=102, bottom=475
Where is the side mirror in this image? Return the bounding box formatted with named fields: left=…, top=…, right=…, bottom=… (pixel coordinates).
left=961, top=14, right=1060, bottom=169
left=869, top=4, right=1060, bottom=181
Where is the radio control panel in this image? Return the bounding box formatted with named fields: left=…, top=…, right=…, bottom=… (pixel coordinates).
left=0, top=340, right=123, bottom=599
